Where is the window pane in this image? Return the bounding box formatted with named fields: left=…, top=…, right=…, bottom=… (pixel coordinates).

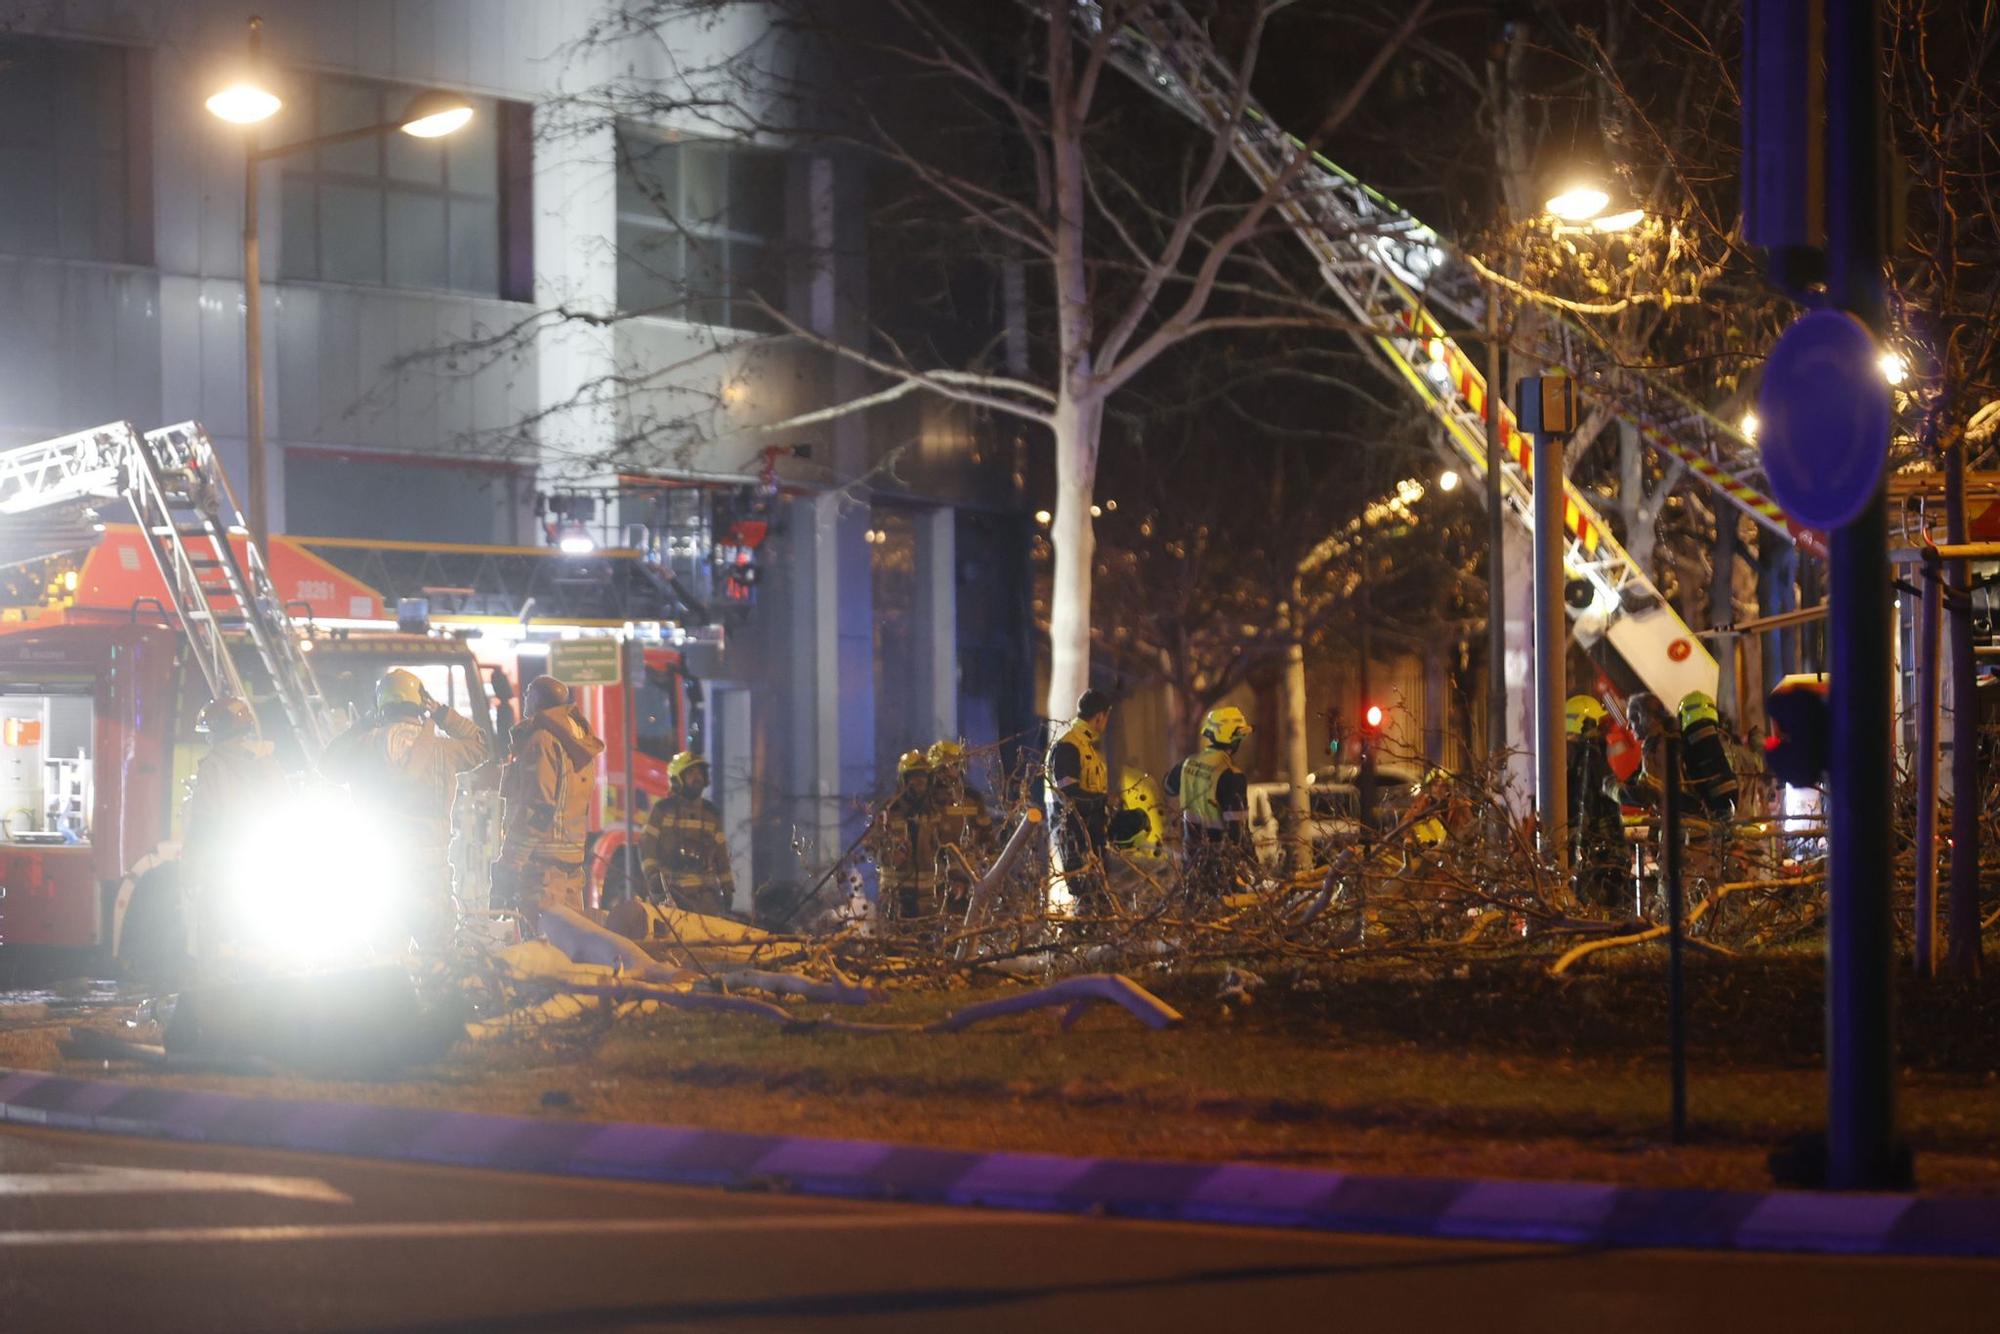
left=278, top=172, right=319, bottom=280
left=447, top=110, right=499, bottom=196
left=730, top=239, right=785, bottom=331
left=319, top=183, right=384, bottom=285
left=386, top=122, right=447, bottom=187
left=0, top=38, right=131, bottom=262
left=318, top=79, right=383, bottom=176
left=729, top=151, right=785, bottom=239
left=448, top=197, right=499, bottom=295
left=0, top=147, right=58, bottom=255
left=0, top=691, right=94, bottom=846
left=682, top=143, right=726, bottom=226
left=618, top=224, right=682, bottom=315
left=386, top=191, right=447, bottom=290
left=685, top=235, right=726, bottom=325
left=617, top=129, right=679, bottom=218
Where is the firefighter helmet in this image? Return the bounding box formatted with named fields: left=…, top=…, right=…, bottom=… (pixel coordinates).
left=897, top=749, right=932, bottom=780
left=523, top=674, right=570, bottom=714
left=1678, top=689, right=1720, bottom=729
left=667, top=750, right=708, bottom=782
left=197, top=696, right=258, bottom=741
left=1565, top=694, right=1608, bottom=736
left=926, top=738, right=967, bottom=770
left=1201, top=705, right=1253, bottom=749
left=377, top=668, right=426, bottom=713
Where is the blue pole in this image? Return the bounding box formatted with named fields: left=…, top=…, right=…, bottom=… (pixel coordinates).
left=1823, top=0, right=1900, bottom=1191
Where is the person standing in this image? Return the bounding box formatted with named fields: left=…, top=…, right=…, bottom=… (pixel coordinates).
left=639, top=750, right=738, bottom=918
left=323, top=668, right=491, bottom=943
left=182, top=696, right=286, bottom=960
left=874, top=749, right=944, bottom=920
left=1046, top=689, right=1114, bottom=911
left=1166, top=706, right=1253, bottom=893
left=494, top=675, right=604, bottom=932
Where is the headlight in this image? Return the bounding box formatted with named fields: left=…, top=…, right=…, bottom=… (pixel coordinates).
left=223, top=790, right=411, bottom=961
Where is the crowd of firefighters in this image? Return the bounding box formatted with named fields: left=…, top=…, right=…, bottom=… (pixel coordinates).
left=179, top=662, right=1750, bottom=958
left=181, top=668, right=742, bottom=958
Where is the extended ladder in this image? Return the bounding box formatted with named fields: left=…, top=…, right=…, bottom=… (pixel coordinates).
left=1083, top=2, right=1788, bottom=704
left=0, top=420, right=335, bottom=760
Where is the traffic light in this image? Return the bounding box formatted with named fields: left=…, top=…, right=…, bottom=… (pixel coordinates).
left=1360, top=702, right=1385, bottom=749
left=1323, top=707, right=1342, bottom=758
left=1764, top=674, right=1830, bottom=787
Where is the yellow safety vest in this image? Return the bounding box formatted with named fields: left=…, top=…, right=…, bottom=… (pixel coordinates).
left=1049, top=721, right=1107, bottom=797
left=1177, top=748, right=1236, bottom=831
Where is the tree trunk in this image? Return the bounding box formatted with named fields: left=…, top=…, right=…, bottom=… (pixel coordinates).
left=1044, top=392, right=1102, bottom=719
left=1282, top=591, right=1312, bottom=872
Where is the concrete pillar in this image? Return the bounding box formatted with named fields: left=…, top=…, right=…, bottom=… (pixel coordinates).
left=531, top=106, right=618, bottom=486
left=917, top=506, right=959, bottom=744
left=1501, top=515, right=1536, bottom=808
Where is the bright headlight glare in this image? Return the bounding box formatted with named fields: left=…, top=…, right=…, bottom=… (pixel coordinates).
left=224, top=795, right=406, bottom=960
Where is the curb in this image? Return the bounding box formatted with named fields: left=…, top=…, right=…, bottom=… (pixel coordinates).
left=2, top=1067, right=1995, bottom=1257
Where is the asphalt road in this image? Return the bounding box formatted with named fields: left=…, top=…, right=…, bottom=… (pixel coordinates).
left=0, top=1125, right=1995, bottom=1333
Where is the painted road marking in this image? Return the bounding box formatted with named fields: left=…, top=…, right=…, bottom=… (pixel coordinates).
left=0, top=1211, right=1058, bottom=1247
left=0, top=1165, right=351, bottom=1205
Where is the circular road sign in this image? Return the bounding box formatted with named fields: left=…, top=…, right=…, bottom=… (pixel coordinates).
left=1756, top=309, right=1893, bottom=531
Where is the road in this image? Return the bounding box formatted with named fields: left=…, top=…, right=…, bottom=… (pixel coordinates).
left=0, top=1125, right=1994, bottom=1332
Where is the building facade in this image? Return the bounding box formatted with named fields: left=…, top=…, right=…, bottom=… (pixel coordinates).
left=0, top=0, right=1034, bottom=903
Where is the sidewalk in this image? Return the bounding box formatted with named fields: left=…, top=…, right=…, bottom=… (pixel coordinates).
left=4, top=1064, right=1996, bottom=1259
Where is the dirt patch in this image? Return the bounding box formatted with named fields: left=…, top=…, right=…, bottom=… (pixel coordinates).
left=4, top=955, right=1997, bottom=1195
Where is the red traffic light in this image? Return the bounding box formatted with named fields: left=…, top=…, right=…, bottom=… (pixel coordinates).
left=1363, top=703, right=1384, bottom=730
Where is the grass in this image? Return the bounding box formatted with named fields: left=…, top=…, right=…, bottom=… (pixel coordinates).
left=5, top=953, right=1998, bottom=1194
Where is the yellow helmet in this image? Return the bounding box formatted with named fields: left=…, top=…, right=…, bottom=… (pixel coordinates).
left=897, top=749, right=932, bottom=779
left=1564, top=694, right=1607, bottom=736
left=667, top=750, right=708, bottom=781
left=926, top=739, right=967, bottom=769
left=1202, top=705, right=1253, bottom=749
left=377, top=668, right=425, bottom=712
left=1678, top=690, right=1720, bottom=728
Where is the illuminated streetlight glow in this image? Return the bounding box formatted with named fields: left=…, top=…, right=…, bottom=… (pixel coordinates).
left=1033, top=509, right=1052, bottom=525
left=1590, top=207, right=1645, bottom=233
left=1879, top=350, right=1909, bottom=385
left=1437, top=468, right=1460, bottom=493
left=206, top=82, right=282, bottom=124
left=399, top=91, right=475, bottom=138
left=1545, top=185, right=1609, bottom=222
left=1740, top=411, right=1760, bottom=441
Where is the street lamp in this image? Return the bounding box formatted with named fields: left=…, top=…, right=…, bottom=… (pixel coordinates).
left=1543, top=180, right=1644, bottom=233
left=207, top=15, right=473, bottom=549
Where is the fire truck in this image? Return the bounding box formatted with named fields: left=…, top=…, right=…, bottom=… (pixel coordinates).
left=0, top=422, right=698, bottom=964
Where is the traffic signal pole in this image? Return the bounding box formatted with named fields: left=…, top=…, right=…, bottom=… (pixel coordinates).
left=1823, top=0, right=1901, bottom=1190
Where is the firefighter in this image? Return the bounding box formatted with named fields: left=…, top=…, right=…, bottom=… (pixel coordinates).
left=493, top=675, right=604, bottom=932
left=639, top=750, right=737, bottom=918
left=183, top=696, right=285, bottom=959
left=874, top=749, right=943, bottom=920
left=1564, top=694, right=1626, bottom=907
left=322, top=668, right=491, bottom=943
left=1046, top=688, right=1114, bottom=911
left=1677, top=690, right=1740, bottom=820
left=1166, top=706, right=1253, bottom=893
left=927, top=738, right=995, bottom=857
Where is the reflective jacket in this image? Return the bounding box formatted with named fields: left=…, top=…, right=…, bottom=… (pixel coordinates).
left=184, top=738, right=286, bottom=876
left=640, top=792, right=735, bottom=901
left=1168, top=747, right=1248, bottom=844
left=1047, top=721, right=1109, bottom=842
left=499, top=706, right=605, bottom=868
left=874, top=790, right=943, bottom=889
left=325, top=707, right=491, bottom=849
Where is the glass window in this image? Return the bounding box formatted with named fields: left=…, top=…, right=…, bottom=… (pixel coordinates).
left=633, top=665, right=682, bottom=763
left=615, top=125, right=789, bottom=330
left=279, top=74, right=517, bottom=296
left=0, top=689, right=94, bottom=846
left=0, top=37, right=142, bottom=264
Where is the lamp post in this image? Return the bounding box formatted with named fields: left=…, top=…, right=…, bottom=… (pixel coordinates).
left=207, top=16, right=473, bottom=550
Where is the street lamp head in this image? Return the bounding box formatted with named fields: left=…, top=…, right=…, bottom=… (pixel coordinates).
left=398, top=90, right=474, bottom=138
left=1590, top=207, right=1646, bottom=234
left=206, top=81, right=282, bottom=124
left=1437, top=468, right=1460, bottom=493
left=1544, top=184, right=1609, bottom=222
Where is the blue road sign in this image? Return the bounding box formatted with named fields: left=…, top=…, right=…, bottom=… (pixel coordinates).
left=1757, top=309, right=1893, bottom=530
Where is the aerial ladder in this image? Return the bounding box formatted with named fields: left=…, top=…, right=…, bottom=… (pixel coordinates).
left=1084, top=2, right=1820, bottom=706
left=0, top=420, right=336, bottom=760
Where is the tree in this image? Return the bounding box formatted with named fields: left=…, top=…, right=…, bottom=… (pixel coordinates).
left=547, top=0, right=1437, bottom=720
